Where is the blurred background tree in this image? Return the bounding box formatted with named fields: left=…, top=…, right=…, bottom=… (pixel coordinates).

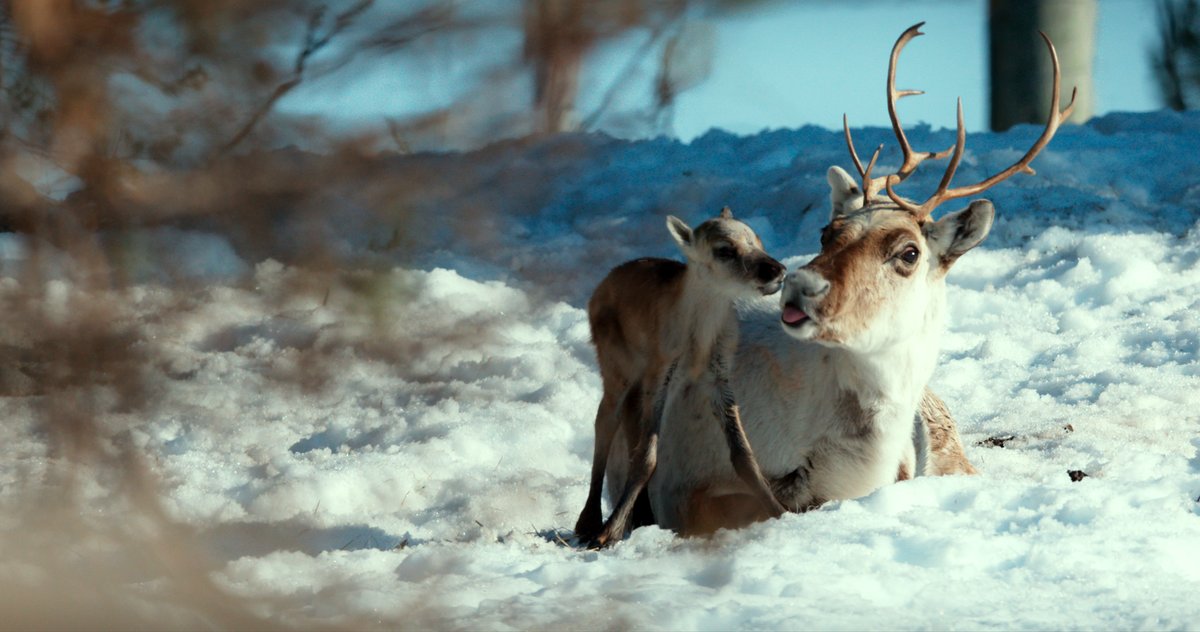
left=1153, top=0, right=1200, bottom=110
left=0, top=0, right=722, bottom=257
left=989, top=0, right=1096, bottom=131
left=0, top=1, right=723, bottom=216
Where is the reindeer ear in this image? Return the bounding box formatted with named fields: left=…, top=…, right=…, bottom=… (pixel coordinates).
left=666, top=215, right=693, bottom=250
left=924, top=199, right=994, bottom=269
left=827, top=166, right=861, bottom=218
left=719, top=206, right=733, bottom=219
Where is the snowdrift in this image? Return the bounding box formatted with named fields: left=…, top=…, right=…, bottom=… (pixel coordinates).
left=2, top=110, right=1200, bottom=629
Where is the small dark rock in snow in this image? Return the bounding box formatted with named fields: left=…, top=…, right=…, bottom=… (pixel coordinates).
left=1068, top=470, right=1089, bottom=482
left=979, top=435, right=1017, bottom=448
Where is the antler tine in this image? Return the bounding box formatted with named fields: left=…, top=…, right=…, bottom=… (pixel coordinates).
left=934, top=98, right=968, bottom=199
left=837, top=22, right=956, bottom=205
left=860, top=143, right=884, bottom=207
left=896, top=29, right=1076, bottom=217
left=886, top=23, right=946, bottom=181
left=863, top=143, right=883, bottom=185
left=843, top=114, right=866, bottom=176
left=843, top=114, right=884, bottom=206
left=875, top=21, right=960, bottom=197
left=886, top=98, right=966, bottom=218
left=886, top=22, right=924, bottom=173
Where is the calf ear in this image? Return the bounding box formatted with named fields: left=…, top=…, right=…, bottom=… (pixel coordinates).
left=924, top=199, right=994, bottom=269
left=666, top=215, right=694, bottom=251
left=827, top=166, right=861, bottom=218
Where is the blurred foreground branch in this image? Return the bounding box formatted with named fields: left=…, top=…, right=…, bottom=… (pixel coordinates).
left=219, top=0, right=373, bottom=155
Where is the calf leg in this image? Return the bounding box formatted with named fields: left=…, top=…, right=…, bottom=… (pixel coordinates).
left=593, top=381, right=658, bottom=548
left=573, top=390, right=619, bottom=541
left=629, top=487, right=655, bottom=529
left=713, top=370, right=786, bottom=518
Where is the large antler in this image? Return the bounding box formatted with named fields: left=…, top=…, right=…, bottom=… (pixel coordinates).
left=883, top=27, right=1077, bottom=219
left=843, top=22, right=954, bottom=207
left=883, top=23, right=957, bottom=189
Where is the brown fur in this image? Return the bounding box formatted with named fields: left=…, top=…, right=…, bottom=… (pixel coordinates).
left=918, top=389, right=978, bottom=475
left=683, top=487, right=774, bottom=537
left=803, top=213, right=925, bottom=345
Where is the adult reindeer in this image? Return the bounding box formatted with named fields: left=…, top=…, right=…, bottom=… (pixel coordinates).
left=627, top=22, right=1074, bottom=535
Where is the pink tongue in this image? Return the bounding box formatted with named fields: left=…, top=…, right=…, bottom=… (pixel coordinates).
left=781, top=304, right=807, bottom=325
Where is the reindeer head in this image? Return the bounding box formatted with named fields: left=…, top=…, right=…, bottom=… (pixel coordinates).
left=781, top=22, right=1074, bottom=350
left=668, top=207, right=786, bottom=297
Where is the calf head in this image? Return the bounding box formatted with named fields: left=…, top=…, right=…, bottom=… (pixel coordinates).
left=668, top=207, right=786, bottom=297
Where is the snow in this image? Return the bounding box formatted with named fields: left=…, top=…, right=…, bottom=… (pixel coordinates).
left=3, top=110, right=1200, bottom=628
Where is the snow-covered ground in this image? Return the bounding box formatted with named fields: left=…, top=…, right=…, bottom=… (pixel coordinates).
left=3, top=110, right=1200, bottom=629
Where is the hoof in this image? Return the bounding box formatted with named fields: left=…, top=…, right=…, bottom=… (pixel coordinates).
left=573, top=512, right=603, bottom=544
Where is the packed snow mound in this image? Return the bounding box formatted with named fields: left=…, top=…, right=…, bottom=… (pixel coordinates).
left=2, top=110, right=1200, bottom=628
left=397, top=109, right=1200, bottom=304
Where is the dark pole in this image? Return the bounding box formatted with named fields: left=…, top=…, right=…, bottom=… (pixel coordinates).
left=989, top=0, right=1095, bottom=131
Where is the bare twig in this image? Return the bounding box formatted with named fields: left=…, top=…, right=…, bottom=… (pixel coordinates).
left=218, top=1, right=373, bottom=156
left=580, top=19, right=675, bottom=130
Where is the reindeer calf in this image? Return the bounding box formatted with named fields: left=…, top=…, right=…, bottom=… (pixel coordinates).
left=574, top=208, right=787, bottom=547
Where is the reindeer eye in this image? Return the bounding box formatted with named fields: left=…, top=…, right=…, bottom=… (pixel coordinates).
left=713, top=246, right=737, bottom=260
left=898, top=245, right=920, bottom=266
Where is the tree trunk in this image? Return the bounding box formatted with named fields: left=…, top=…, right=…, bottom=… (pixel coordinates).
left=523, top=0, right=590, bottom=134
left=989, top=0, right=1096, bottom=131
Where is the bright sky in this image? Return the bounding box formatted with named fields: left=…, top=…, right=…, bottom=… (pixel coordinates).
left=672, top=0, right=1160, bottom=138
left=281, top=0, right=1163, bottom=144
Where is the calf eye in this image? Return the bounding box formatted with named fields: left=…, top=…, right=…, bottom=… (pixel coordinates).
left=898, top=245, right=920, bottom=265
left=713, top=246, right=737, bottom=260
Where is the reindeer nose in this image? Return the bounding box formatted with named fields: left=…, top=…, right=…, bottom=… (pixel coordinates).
left=757, top=259, right=786, bottom=284
left=790, top=268, right=830, bottom=298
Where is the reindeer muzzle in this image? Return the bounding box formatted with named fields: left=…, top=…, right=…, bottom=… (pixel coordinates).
left=756, top=258, right=787, bottom=295
left=780, top=268, right=829, bottom=329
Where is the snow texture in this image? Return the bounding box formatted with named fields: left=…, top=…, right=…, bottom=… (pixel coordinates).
left=3, top=110, right=1200, bottom=629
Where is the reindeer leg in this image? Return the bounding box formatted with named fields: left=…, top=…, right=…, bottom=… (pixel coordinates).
left=573, top=390, right=619, bottom=542
left=593, top=429, right=657, bottom=548
left=592, top=381, right=657, bottom=548
left=769, top=464, right=822, bottom=513
left=713, top=359, right=786, bottom=519
left=629, top=485, right=655, bottom=529
left=627, top=382, right=662, bottom=531
left=919, top=387, right=978, bottom=476
left=593, top=363, right=675, bottom=548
